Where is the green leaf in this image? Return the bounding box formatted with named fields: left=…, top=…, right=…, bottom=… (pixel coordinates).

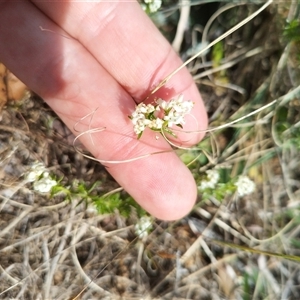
left=137, top=131, right=143, bottom=139
left=284, top=19, right=300, bottom=42
left=51, top=185, right=70, bottom=197
left=212, top=41, right=224, bottom=67
left=87, top=181, right=101, bottom=193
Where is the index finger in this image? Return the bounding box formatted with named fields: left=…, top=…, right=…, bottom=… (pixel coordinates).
left=32, top=1, right=207, bottom=131
left=0, top=1, right=207, bottom=219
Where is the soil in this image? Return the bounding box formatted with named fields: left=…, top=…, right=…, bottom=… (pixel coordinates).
left=1, top=2, right=300, bottom=299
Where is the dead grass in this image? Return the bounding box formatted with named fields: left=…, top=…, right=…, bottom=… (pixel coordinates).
left=1, top=1, right=300, bottom=299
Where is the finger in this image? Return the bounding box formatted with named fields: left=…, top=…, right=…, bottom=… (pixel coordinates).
left=0, top=1, right=199, bottom=220
left=32, top=1, right=208, bottom=143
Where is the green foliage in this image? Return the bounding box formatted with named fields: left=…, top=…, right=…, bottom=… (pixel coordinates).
left=94, top=192, right=123, bottom=215
left=289, top=238, right=300, bottom=249
left=283, top=19, right=300, bottom=43
left=274, top=106, right=300, bottom=150
left=179, top=137, right=212, bottom=168
left=179, top=150, right=207, bottom=166
left=140, top=0, right=162, bottom=14
left=199, top=176, right=236, bottom=202
left=212, top=41, right=224, bottom=67
left=282, top=122, right=300, bottom=150
left=94, top=193, right=147, bottom=218
left=288, top=135, right=300, bottom=149
left=51, top=179, right=146, bottom=218
left=241, top=267, right=259, bottom=300
left=241, top=270, right=255, bottom=300
left=283, top=19, right=300, bottom=62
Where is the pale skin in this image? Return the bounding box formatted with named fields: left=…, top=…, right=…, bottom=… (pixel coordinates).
left=0, top=1, right=207, bottom=220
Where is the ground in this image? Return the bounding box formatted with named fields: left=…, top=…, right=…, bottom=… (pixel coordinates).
left=1, top=1, right=300, bottom=299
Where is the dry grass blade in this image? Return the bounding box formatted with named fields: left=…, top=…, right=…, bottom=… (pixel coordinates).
left=1, top=0, right=300, bottom=299
left=149, top=0, right=273, bottom=96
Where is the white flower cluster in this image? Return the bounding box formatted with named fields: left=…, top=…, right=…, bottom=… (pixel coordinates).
left=129, top=95, right=194, bottom=137
left=142, top=0, right=162, bottom=13
left=199, top=169, right=220, bottom=190
left=130, top=103, right=157, bottom=135
left=26, top=162, right=46, bottom=182
left=235, top=176, right=256, bottom=197
left=134, top=216, right=153, bottom=239
left=157, top=96, right=194, bottom=127
left=26, top=162, right=57, bottom=194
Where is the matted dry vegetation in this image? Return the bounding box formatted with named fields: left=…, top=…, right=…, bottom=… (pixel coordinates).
left=1, top=1, right=300, bottom=299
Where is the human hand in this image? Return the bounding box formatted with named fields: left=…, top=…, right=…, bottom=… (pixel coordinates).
left=0, top=1, right=207, bottom=220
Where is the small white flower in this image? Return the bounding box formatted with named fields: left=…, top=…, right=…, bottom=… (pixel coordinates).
left=136, top=102, right=155, bottom=114
left=134, top=216, right=152, bottom=239
left=86, top=204, right=98, bottom=215
left=199, top=169, right=220, bottom=190
left=162, top=95, right=194, bottom=127
left=129, top=95, right=194, bottom=137
left=156, top=98, right=168, bottom=110
left=149, top=2, right=161, bottom=13
left=143, top=0, right=162, bottom=13
left=149, top=117, right=164, bottom=129
left=26, top=162, right=47, bottom=182
left=26, top=161, right=57, bottom=194
left=164, top=110, right=185, bottom=128
left=235, top=176, right=256, bottom=197
left=146, top=104, right=155, bottom=113
left=33, top=174, right=57, bottom=194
